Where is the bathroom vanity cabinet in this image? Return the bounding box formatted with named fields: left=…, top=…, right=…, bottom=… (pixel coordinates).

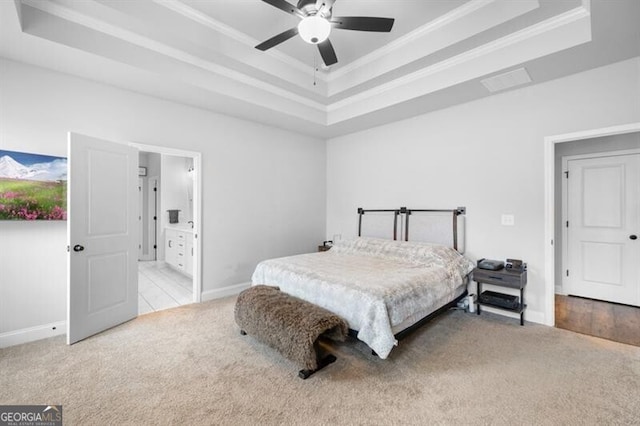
left=165, top=226, right=194, bottom=277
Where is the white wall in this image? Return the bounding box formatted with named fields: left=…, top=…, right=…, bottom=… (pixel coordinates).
left=0, top=58, right=326, bottom=343
left=326, top=57, right=640, bottom=323
left=161, top=155, right=192, bottom=226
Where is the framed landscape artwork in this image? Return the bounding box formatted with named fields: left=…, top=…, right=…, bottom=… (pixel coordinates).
left=0, top=149, right=67, bottom=220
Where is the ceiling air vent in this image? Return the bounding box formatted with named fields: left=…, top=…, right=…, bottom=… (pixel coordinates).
left=481, top=68, right=532, bottom=93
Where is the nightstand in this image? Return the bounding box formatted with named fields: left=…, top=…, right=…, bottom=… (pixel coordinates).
left=473, top=267, right=527, bottom=325
left=318, top=240, right=333, bottom=252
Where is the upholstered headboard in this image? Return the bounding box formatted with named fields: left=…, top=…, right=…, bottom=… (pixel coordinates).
left=357, top=208, right=400, bottom=241
left=358, top=207, right=466, bottom=253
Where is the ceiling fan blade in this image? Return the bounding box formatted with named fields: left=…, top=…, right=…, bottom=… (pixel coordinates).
left=317, top=39, right=338, bottom=66
left=331, top=16, right=395, bottom=32
left=255, top=27, right=299, bottom=51
left=261, top=0, right=304, bottom=19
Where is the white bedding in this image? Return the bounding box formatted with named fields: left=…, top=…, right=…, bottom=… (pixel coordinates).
left=251, top=237, right=474, bottom=359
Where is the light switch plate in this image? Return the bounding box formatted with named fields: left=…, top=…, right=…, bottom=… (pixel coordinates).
left=501, top=214, right=515, bottom=226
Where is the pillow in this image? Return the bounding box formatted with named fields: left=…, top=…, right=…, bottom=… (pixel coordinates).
left=331, top=237, right=474, bottom=279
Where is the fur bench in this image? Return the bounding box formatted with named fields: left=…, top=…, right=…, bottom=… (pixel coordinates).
left=235, top=285, right=348, bottom=379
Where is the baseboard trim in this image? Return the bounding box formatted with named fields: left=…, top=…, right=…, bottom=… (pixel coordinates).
left=0, top=321, right=66, bottom=348
left=524, top=309, right=545, bottom=325
left=201, top=282, right=250, bottom=302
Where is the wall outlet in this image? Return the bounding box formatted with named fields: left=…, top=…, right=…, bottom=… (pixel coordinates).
left=501, top=214, right=515, bottom=226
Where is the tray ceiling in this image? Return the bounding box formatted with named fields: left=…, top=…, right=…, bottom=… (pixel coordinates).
left=1, top=0, right=638, bottom=137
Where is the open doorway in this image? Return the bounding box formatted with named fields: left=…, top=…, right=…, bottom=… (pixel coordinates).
left=545, top=124, right=639, bottom=346
left=554, top=134, right=640, bottom=300
left=135, top=145, right=202, bottom=314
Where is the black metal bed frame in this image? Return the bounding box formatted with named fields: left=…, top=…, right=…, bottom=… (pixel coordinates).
left=357, top=206, right=466, bottom=251
left=356, top=207, right=400, bottom=241
left=354, top=205, right=468, bottom=354
left=347, top=290, right=468, bottom=352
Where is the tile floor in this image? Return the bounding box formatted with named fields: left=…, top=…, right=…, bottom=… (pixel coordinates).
left=138, top=261, right=192, bottom=314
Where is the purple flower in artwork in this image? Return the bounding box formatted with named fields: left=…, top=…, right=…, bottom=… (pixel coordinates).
left=15, top=207, right=39, bottom=220
left=47, top=206, right=66, bottom=220
left=2, top=191, right=19, bottom=199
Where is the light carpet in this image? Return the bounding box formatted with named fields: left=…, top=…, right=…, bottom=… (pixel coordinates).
left=1, top=296, right=639, bottom=425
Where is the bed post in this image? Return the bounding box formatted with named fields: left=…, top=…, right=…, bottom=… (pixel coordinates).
left=452, top=212, right=458, bottom=252
left=393, top=209, right=401, bottom=240
left=453, top=207, right=466, bottom=251
left=402, top=207, right=411, bottom=241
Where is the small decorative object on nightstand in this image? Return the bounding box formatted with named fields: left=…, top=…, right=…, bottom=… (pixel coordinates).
left=318, top=240, right=333, bottom=252
left=473, top=260, right=527, bottom=325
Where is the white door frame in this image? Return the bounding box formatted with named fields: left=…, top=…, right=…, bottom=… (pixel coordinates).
left=544, top=122, right=640, bottom=326
left=131, top=142, right=203, bottom=303
left=138, top=177, right=144, bottom=260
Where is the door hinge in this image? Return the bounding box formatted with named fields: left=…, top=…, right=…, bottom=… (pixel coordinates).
left=566, top=270, right=570, bottom=277
left=566, top=221, right=569, bottom=228
left=564, top=171, right=569, bottom=178
left=153, top=187, right=157, bottom=192
left=153, top=216, right=157, bottom=220
left=153, top=244, right=157, bottom=249
left=67, top=245, right=70, bottom=252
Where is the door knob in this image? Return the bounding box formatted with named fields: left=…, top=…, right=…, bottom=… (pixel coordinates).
left=630, top=235, right=638, bottom=240
left=73, top=244, right=85, bottom=252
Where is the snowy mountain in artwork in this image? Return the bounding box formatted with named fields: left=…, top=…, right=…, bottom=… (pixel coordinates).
left=0, top=155, right=29, bottom=178
left=0, top=155, right=67, bottom=181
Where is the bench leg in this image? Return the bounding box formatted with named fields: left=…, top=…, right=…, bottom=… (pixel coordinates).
left=298, top=354, right=337, bottom=380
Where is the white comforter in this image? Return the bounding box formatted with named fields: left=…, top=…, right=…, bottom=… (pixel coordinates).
left=251, top=237, right=475, bottom=359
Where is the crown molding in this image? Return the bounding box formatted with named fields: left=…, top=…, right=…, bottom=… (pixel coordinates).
left=13, top=0, right=599, bottom=131
left=154, top=0, right=328, bottom=82
left=327, top=5, right=591, bottom=122
left=22, top=0, right=327, bottom=113
left=327, top=0, right=500, bottom=82
left=325, top=0, right=540, bottom=96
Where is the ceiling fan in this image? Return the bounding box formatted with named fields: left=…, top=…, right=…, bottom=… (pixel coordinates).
left=255, top=0, right=395, bottom=67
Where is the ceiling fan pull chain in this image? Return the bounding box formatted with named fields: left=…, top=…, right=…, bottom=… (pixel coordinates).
left=313, top=51, right=317, bottom=86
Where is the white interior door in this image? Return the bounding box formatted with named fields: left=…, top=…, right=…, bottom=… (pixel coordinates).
left=67, top=132, right=139, bottom=344
left=566, top=153, right=640, bottom=306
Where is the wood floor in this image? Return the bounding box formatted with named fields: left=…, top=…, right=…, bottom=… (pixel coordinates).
left=555, top=294, right=640, bottom=347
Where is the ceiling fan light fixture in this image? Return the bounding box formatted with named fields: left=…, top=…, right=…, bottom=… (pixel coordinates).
left=297, top=15, right=331, bottom=44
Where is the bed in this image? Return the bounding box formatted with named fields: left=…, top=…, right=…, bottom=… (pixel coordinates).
left=251, top=207, right=474, bottom=359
